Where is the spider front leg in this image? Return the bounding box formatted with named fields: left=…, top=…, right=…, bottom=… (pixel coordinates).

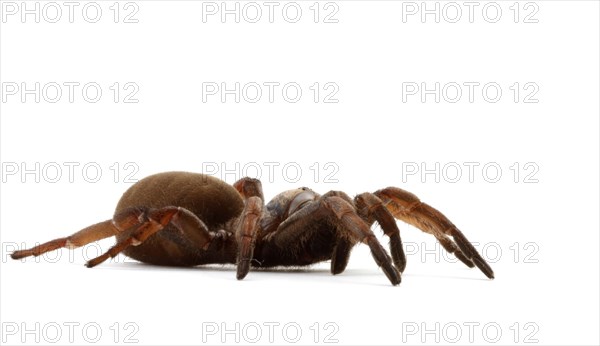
left=355, top=192, right=407, bottom=273
left=374, top=187, right=494, bottom=279
left=275, top=193, right=401, bottom=285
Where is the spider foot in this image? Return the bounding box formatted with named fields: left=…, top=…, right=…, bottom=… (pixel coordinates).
left=367, top=237, right=401, bottom=285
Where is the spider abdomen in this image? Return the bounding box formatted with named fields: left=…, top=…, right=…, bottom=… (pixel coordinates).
left=115, top=172, right=243, bottom=226
left=114, top=172, right=244, bottom=266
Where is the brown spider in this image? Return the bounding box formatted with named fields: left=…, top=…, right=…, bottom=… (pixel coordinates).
left=11, top=171, right=494, bottom=285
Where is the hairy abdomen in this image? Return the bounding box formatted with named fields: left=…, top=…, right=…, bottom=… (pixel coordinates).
left=114, top=172, right=244, bottom=266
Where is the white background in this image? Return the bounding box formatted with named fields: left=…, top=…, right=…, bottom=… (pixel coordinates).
left=0, top=1, right=598, bottom=345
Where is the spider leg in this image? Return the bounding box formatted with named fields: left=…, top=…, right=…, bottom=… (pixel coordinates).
left=437, top=234, right=476, bottom=268
left=276, top=195, right=401, bottom=285
left=10, top=207, right=149, bottom=260
left=85, top=206, right=214, bottom=268
left=235, top=196, right=263, bottom=280
left=355, top=192, right=407, bottom=273
left=233, top=177, right=265, bottom=280
left=319, top=191, right=355, bottom=275
left=374, top=187, right=494, bottom=279
left=330, top=237, right=352, bottom=275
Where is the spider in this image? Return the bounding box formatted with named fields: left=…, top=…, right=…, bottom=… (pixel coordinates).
left=11, top=171, right=494, bottom=285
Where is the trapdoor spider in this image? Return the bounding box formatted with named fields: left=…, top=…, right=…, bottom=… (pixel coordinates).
left=11, top=172, right=494, bottom=285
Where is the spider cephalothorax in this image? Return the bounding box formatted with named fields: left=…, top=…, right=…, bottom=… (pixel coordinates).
left=11, top=172, right=494, bottom=285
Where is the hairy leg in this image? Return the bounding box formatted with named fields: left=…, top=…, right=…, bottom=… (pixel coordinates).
left=355, top=192, right=407, bottom=273
left=233, top=177, right=265, bottom=280
left=330, top=237, right=352, bottom=275
left=274, top=195, right=401, bottom=285
left=9, top=208, right=146, bottom=260
left=374, top=187, right=494, bottom=279
left=85, top=206, right=216, bottom=268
